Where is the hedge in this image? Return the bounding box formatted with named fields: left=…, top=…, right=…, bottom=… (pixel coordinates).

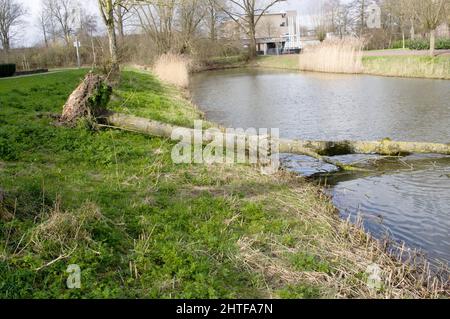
left=0, top=64, right=16, bottom=78
left=391, top=38, right=450, bottom=50
left=14, top=69, right=48, bottom=76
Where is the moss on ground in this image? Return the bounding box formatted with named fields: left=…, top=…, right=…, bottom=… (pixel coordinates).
left=0, top=69, right=445, bottom=298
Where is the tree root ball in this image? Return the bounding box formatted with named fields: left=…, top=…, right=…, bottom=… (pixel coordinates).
left=60, top=72, right=112, bottom=125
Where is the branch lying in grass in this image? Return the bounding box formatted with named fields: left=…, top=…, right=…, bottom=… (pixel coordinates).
left=35, top=245, right=77, bottom=271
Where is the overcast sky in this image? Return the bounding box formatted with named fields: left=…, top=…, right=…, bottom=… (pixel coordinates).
left=15, top=0, right=321, bottom=47
left=16, top=0, right=97, bottom=47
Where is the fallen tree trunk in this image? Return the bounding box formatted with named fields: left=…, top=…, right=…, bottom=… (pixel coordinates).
left=278, top=139, right=450, bottom=157
left=103, top=113, right=450, bottom=159
left=61, top=75, right=449, bottom=171
left=101, top=114, right=357, bottom=170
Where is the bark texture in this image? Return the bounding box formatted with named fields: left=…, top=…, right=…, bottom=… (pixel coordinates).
left=105, top=113, right=450, bottom=158
left=61, top=73, right=112, bottom=125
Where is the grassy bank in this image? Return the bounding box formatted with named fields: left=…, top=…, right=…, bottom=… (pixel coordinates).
left=195, top=55, right=250, bottom=72
left=253, top=54, right=450, bottom=80
left=363, top=56, right=450, bottom=79
left=253, top=55, right=300, bottom=70
left=0, top=70, right=446, bottom=298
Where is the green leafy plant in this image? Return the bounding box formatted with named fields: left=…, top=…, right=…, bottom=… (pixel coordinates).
left=391, top=38, right=450, bottom=50
left=88, top=82, right=113, bottom=111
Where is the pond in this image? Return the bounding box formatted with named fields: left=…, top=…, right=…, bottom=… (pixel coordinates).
left=190, top=68, right=450, bottom=266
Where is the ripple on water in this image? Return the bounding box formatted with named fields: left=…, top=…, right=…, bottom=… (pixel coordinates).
left=332, top=164, right=450, bottom=264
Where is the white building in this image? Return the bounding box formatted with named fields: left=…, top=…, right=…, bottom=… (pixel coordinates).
left=222, top=10, right=303, bottom=55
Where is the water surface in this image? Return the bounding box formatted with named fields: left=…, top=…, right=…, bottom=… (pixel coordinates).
left=190, top=69, right=450, bottom=265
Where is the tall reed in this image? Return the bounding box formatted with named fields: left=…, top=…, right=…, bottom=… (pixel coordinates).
left=153, top=53, right=190, bottom=88
left=299, top=38, right=364, bottom=74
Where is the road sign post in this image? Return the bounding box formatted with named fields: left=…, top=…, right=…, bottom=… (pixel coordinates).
left=74, top=39, right=81, bottom=68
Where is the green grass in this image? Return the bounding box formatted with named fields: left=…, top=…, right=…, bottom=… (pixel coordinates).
left=252, top=54, right=450, bottom=80
left=110, top=69, right=203, bottom=127
left=254, top=55, right=300, bottom=70
left=0, top=69, right=440, bottom=299
left=0, top=69, right=330, bottom=298
left=362, top=55, right=450, bottom=79
left=206, top=55, right=248, bottom=65
left=365, top=48, right=411, bottom=52
left=197, top=55, right=249, bottom=71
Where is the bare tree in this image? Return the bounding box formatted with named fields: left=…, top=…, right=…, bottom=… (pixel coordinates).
left=36, top=8, right=50, bottom=48
left=259, top=18, right=277, bottom=37
left=115, top=5, right=125, bottom=41
left=322, top=0, right=342, bottom=35
left=215, top=0, right=285, bottom=59
left=133, top=0, right=177, bottom=54
left=348, top=0, right=368, bottom=37
left=77, top=9, right=98, bottom=37
left=411, top=0, right=449, bottom=56
left=384, top=0, right=413, bottom=49
left=178, top=0, right=207, bottom=53
left=74, top=7, right=99, bottom=67
left=0, top=0, right=26, bottom=52
left=43, top=0, right=78, bottom=47
left=115, top=2, right=135, bottom=41
left=311, top=1, right=330, bottom=42
left=334, top=2, right=353, bottom=38
left=98, top=0, right=121, bottom=74
left=204, top=0, right=227, bottom=41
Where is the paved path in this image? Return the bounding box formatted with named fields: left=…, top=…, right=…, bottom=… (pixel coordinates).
left=0, top=68, right=83, bottom=80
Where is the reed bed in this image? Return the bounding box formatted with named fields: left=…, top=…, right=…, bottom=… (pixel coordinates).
left=153, top=53, right=191, bottom=88
left=299, top=38, right=364, bottom=74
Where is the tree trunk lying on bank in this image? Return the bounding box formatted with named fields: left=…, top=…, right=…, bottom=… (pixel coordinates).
left=277, top=138, right=450, bottom=157
left=62, top=76, right=450, bottom=171
left=101, top=113, right=450, bottom=170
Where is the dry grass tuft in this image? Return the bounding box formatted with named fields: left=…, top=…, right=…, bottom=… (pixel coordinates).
left=235, top=236, right=332, bottom=292
left=31, top=201, right=103, bottom=254
left=179, top=165, right=449, bottom=298
left=1, top=199, right=105, bottom=270
left=232, top=179, right=450, bottom=298
left=299, top=38, right=364, bottom=74
left=162, top=165, right=450, bottom=298
left=153, top=53, right=191, bottom=88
